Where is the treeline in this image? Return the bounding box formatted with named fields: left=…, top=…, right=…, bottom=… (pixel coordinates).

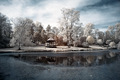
left=0, top=8, right=120, bottom=49
left=0, top=13, right=12, bottom=48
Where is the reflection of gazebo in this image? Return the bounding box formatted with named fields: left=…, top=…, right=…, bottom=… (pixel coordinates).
left=45, top=37, right=56, bottom=48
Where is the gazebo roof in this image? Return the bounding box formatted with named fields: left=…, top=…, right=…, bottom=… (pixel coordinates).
left=47, top=37, right=55, bottom=42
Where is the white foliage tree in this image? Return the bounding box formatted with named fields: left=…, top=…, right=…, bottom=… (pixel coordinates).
left=115, top=23, right=120, bottom=42
left=59, top=8, right=80, bottom=46
left=105, top=23, right=120, bottom=43
left=107, top=26, right=115, bottom=40
left=10, top=18, right=35, bottom=49
left=84, top=23, right=94, bottom=37
left=72, top=24, right=83, bottom=41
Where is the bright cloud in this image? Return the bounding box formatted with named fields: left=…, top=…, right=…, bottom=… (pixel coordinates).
left=0, top=0, right=120, bottom=29
left=0, top=0, right=82, bottom=27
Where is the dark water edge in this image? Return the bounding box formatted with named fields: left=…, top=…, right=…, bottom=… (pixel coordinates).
left=0, top=51, right=120, bottom=80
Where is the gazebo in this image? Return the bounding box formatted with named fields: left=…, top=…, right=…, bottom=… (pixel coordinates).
left=45, top=37, right=56, bottom=48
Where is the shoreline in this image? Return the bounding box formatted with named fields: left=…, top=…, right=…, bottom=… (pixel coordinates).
left=0, top=45, right=119, bottom=53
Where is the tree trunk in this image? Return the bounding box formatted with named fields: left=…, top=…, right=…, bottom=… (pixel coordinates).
left=18, top=42, right=21, bottom=50
left=67, top=31, right=70, bottom=48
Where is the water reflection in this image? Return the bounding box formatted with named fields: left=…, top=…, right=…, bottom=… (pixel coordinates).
left=11, top=52, right=120, bottom=67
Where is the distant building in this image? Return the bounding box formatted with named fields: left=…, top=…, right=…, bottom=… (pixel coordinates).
left=45, top=37, right=56, bottom=48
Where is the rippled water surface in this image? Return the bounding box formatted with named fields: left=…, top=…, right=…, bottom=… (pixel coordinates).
left=0, top=51, right=120, bottom=80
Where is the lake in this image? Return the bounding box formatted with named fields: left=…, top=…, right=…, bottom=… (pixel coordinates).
left=0, top=51, right=120, bottom=80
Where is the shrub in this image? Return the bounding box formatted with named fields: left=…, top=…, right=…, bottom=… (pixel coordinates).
left=80, top=37, right=86, bottom=43
left=82, top=42, right=89, bottom=48
left=86, top=36, right=95, bottom=44
left=97, top=39, right=103, bottom=45
left=73, top=41, right=82, bottom=47
left=106, top=40, right=111, bottom=45
left=109, top=42, right=116, bottom=49
left=117, top=42, right=120, bottom=50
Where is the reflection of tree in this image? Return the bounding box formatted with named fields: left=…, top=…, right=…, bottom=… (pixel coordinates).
left=12, top=52, right=119, bottom=67
left=105, top=53, right=117, bottom=64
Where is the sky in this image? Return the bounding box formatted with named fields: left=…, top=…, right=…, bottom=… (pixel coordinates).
left=0, top=0, right=120, bottom=31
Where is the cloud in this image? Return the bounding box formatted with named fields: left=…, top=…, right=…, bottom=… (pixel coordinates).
left=80, top=0, right=120, bottom=28
left=81, top=6, right=120, bottom=25
left=0, top=0, right=81, bottom=27
left=30, top=0, right=82, bottom=27
left=0, top=0, right=120, bottom=29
